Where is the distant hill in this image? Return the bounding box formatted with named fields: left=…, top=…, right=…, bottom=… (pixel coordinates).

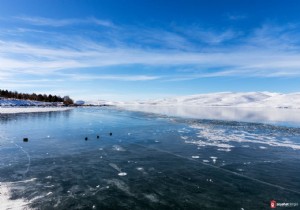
left=88, top=92, right=300, bottom=109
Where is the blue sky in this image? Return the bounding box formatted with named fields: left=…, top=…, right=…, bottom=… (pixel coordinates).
left=1, top=0, right=300, bottom=101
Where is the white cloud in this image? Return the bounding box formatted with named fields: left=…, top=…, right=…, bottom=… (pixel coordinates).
left=14, top=16, right=114, bottom=27
left=194, top=29, right=238, bottom=44
left=1, top=21, right=300, bottom=82
left=227, top=14, right=247, bottom=21
left=65, top=74, right=160, bottom=81
left=1, top=38, right=300, bottom=79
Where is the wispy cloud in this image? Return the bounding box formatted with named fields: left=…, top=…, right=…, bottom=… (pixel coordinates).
left=1, top=39, right=300, bottom=80
left=227, top=14, right=247, bottom=21
left=14, top=16, right=115, bottom=27
left=189, top=29, right=239, bottom=44
left=1, top=18, right=300, bottom=83
left=65, top=74, right=160, bottom=81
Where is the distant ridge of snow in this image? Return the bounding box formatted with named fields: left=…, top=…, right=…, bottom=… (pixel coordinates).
left=89, top=92, right=300, bottom=109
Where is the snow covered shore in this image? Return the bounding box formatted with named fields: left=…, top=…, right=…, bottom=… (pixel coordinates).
left=0, top=98, right=54, bottom=106
left=0, top=107, right=73, bottom=114
left=0, top=98, right=73, bottom=114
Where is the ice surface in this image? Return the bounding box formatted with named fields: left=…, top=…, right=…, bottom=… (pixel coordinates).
left=109, top=163, right=122, bottom=172
left=144, top=194, right=159, bottom=203
left=105, top=179, right=132, bottom=195
left=210, top=156, right=218, bottom=164
left=112, top=145, right=126, bottom=152
left=1, top=107, right=299, bottom=209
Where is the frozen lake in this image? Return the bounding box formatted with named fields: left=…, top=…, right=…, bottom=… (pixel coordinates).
left=0, top=107, right=300, bottom=209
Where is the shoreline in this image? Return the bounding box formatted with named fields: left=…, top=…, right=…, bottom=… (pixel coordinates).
left=0, top=107, right=73, bottom=114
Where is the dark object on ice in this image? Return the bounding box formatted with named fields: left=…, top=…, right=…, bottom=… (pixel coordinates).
left=23, top=138, right=28, bottom=142
left=109, top=132, right=112, bottom=136
left=85, top=137, right=88, bottom=141
left=97, top=135, right=100, bottom=139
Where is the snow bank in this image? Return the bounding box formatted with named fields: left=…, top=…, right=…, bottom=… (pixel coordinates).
left=0, top=107, right=73, bottom=114
left=0, top=98, right=71, bottom=114
left=0, top=98, right=55, bottom=106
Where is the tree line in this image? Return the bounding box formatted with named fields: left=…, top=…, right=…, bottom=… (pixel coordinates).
left=0, top=89, right=74, bottom=105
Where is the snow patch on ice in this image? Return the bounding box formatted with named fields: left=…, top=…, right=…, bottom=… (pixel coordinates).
left=105, top=179, right=132, bottom=195
left=109, top=163, right=122, bottom=172
left=118, top=172, right=127, bottom=176
left=144, top=194, right=159, bottom=203
left=0, top=182, right=34, bottom=209
left=188, top=124, right=300, bottom=150
left=112, top=145, right=126, bottom=152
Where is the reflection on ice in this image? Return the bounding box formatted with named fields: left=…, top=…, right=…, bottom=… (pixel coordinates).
left=120, top=105, right=300, bottom=125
